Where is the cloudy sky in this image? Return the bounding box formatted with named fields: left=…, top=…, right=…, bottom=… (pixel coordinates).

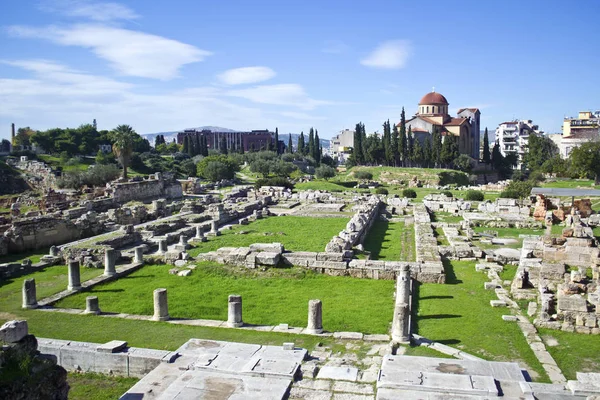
left=1, top=0, right=599, bottom=140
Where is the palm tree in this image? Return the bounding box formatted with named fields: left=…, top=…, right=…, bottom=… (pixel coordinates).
left=109, top=124, right=137, bottom=180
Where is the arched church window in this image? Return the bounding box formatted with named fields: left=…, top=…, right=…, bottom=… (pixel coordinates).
left=426, top=106, right=429, bottom=113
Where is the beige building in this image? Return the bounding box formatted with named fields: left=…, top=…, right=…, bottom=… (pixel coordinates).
left=399, top=91, right=481, bottom=159
left=556, top=110, right=600, bottom=157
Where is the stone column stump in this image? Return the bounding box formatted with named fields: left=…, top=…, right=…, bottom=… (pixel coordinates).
left=67, top=260, right=82, bottom=291
left=392, top=302, right=410, bottom=343
left=306, top=299, right=323, bottom=334
left=227, top=295, right=243, bottom=327
left=157, top=239, right=168, bottom=254
left=85, top=296, right=101, bottom=315
left=152, top=288, right=170, bottom=321
left=104, top=248, right=118, bottom=277
left=22, top=278, right=38, bottom=309
left=134, top=246, right=144, bottom=264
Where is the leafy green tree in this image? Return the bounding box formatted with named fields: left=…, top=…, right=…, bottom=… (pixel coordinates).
left=523, top=132, right=558, bottom=171
left=412, top=139, right=423, bottom=167
left=14, top=127, right=36, bottom=147
left=250, top=159, right=272, bottom=178
left=364, top=133, right=383, bottom=165
left=453, top=154, right=472, bottom=172
left=440, top=135, right=459, bottom=167
left=270, top=159, right=297, bottom=177
left=196, top=155, right=239, bottom=181
left=315, top=165, right=336, bottom=180
left=108, top=124, right=138, bottom=180
left=569, top=142, right=600, bottom=182
left=482, top=127, right=491, bottom=165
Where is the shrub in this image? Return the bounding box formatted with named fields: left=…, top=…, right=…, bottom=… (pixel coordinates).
left=501, top=180, right=533, bottom=199
left=438, top=171, right=469, bottom=186
left=441, top=190, right=453, bottom=198
left=57, top=164, right=120, bottom=188
left=254, top=177, right=294, bottom=190
left=464, top=190, right=484, bottom=201
left=196, top=155, right=240, bottom=181
left=528, top=170, right=545, bottom=184
left=402, top=188, right=417, bottom=198
left=315, top=165, right=336, bottom=180
left=354, top=170, right=373, bottom=180
left=499, top=189, right=520, bottom=199
left=375, top=187, right=388, bottom=195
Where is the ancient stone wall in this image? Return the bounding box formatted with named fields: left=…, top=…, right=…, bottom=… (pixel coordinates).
left=423, top=194, right=471, bottom=213
left=110, top=174, right=183, bottom=204
left=325, top=196, right=381, bottom=252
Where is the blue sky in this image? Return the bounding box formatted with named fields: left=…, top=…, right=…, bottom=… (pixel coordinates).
left=1, top=0, right=599, bottom=141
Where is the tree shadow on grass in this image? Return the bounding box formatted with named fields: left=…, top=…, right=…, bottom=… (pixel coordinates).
left=419, top=295, right=454, bottom=300
left=418, top=314, right=461, bottom=320
left=91, top=288, right=125, bottom=293
left=362, top=220, right=388, bottom=260
left=436, top=339, right=461, bottom=345
left=442, top=259, right=462, bottom=284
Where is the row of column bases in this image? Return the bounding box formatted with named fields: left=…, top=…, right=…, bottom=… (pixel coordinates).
left=22, top=251, right=411, bottom=340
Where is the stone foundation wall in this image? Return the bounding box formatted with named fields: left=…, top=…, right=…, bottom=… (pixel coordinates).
left=325, top=196, right=381, bottom=252
left=110, top=175, right=183, bottom=204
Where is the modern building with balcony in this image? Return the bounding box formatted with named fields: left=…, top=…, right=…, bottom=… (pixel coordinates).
left=495, top=120, right=541, bottom=168
left=556, top=111, right=600, bottom=157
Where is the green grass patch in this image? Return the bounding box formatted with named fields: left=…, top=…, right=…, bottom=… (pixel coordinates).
left=68, top=372, right=138, bottom=400
left=362, top=219, right=415, bottom=261
left=498, top=264, right=517, bottom=281
left=0, top=265, right=104, bottom=310
left=433, top=227, right=449, bottom=246
left=431, top=211, right=463, bottom=224
left=541, top=179, right=595, bottom=188
left=294, top=180, right=369, bottom=193
left=188, top=216, right=347, bottom=256
left=539, top=328, right=600, bottom=380
left=55, top=263, right=394, bottom=334
left=414, top=260, right=549, bottom=382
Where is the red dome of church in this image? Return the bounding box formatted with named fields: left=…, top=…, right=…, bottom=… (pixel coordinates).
left=419, top=91, right=448, bottom=105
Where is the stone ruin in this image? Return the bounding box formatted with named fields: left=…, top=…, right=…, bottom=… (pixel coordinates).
left=533, top=194, right=594, bottom=222
left=106, top=172, right=183, bottom=203
left=477, top=197, right=531, bottom=216
left=423, top=193, right=471, bottom=214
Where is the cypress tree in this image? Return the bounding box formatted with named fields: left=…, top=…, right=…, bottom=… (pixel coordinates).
left=187, top=136, right=194, bottom=156
left=194, top=135, right=201, bottom=156
left=274, top=127, right=279, bottom=154
left=298, top=132, right=305, bottom=155
left=413, top=139, right=423, bottom=167
left=361, top=123, right=367, bottom=164
left=354, top=124, right=363, bottom=165
left=287, top=134, right=293, bottom=153
left=482, top=127, right=491, bottom=165
left=219, top=135, right=227, bottom=154
left=399, top=107, right=407, bottom=166
left=432, top=126, right=442, bottom=167
left=391, top=124, right=399, bottom=166
left=424, top=137, right=432, bottom=168
left=440, top=134, right=457, bottom=167
left=383, top=120, right=391, bottom=166
left=308, top=128, right=315, bottom=159
left=315, top=130, right=321, bottom=164
left=407, top=126, right=414, bottom=166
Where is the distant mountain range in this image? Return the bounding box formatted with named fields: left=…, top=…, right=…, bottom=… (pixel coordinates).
left=142, top=127, right=330, bottom=149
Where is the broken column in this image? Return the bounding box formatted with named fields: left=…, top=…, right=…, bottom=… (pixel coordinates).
left=152, top=288, right=169, bottom=321
left=49, top=246, right=59, bottom=257
left=227, top=295, right=243, bottom=327
left=195, top=226, right=207, bottom=242
left=210, top=220, right=221, bottom=236
left=391, top=302, right=410, bottom=343
left=134, top=246, right=144, bottom=264
left=22, top=279, right=38, bottom=309
left=306, top=299, right=323, bottom=334
left=157, top=239, right=167, bottom=254
left=67, top=260, right=81, bottom=291
left=396, top=265, right=411, bottom=305
left=104, top=248, right=117, bottom=277
left=85, top=296, right=101, bottom=315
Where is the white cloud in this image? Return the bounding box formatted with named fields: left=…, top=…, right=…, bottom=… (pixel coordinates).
left=40, top=0, right=140, bottom=22
left=8, top=24, right=211, bottom=80
left=217, top=66, right=276, bottom=85
left=0, top=60, right=336, bottom=139
left=227, top=84, right=328, bottom=110
left=361, top=40, right=412, bottom=69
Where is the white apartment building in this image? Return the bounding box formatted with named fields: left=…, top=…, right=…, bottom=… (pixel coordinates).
left=495, top=120, right=542, bottom=168
left=330, top=129, right=354, bottom=164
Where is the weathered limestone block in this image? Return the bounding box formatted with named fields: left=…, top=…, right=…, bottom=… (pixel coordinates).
left=306, top=299, right=323, bottom=334
left=255, top=251, right=281, bottom=266
left=249, top=242, right=284, bottom=254
left=152, top=288, right=169, bottom=321
left=85, top=296, right=101, bottom=315
left=316, top=252, right=344, bottom=262
left=0, top=320, right=28, bottom=343
left=67, top=260, right=82, bottom=291
left=227, top=295, right=243, bottom=327
left=22, top=278, right=38, bottom=309
left=558, top=295, right=588, bottom=312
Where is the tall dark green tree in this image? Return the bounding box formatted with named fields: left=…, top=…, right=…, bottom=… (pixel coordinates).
left=406, top=126, right=414, bottom=166
left=182, top=136, right=190, bottom=155
left=219, top=135, right=228, bottom=154
left=431, top=126, right=443, bottom=167
left=353, top=123, right=364, bottom=165
left=314, top=129, right=321, bottom=164
left=360, top=123, right=368, bottom=163
left=391, top=123, right=399, bottom=166
left=523, top=132, right=558, bottom=172
left=398, top=107, right=407, bottom=166
left=440, top=135, right=459, bottom=167
left=287, top=134, right=293, bottom=153
left=491, top=140, right=504, bottom=170
left=412, top=139, right=424, bottom=167
left=298, top=131, right=305, bottom=155
left=195, top=134, right=202, bottom=156
left=382, top=120, right=392, bottom=166
left=274, top=127, right=279, bottom=154
left=186, top=136, right=194, bottom=157
left=424, top=137, right=432, bottom=168
left=482, top=127, right=491, bottom=165
left=308, top=127, right=315, bottom=159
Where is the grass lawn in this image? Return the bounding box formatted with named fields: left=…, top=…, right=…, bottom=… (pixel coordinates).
left=414, top=260, right=549, bottom=382
left=187, top=215, right=347, bottom=256
left=431, top=211, right=464, bottom=224
left=38, top=154, right=94, bottom=172
left=68, top=372, right=138, bottom=400
left=55, top=263, right=395, bottom=334
left=362, top=220, right=415, bottom=261
left=433, top=227, right=449, bottom=246
left=538, top=328, right=600, bottom=380
left=541, top=179, right=595, bottom=189
left=294, top=180, right=369, bottom=193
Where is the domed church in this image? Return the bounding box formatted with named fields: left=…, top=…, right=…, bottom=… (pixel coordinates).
left=398, top=91, right=481, bottom=159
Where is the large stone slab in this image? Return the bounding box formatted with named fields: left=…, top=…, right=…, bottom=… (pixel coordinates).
left=317, top=366, right=359, bottom=382
left=558, top=295, right=588, bottom=312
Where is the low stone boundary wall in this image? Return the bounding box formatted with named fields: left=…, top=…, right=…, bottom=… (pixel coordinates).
left=0, top=257, right=61, bottom=280
left=413, top=204, right=446, bottom=283
left=38, top=338, right=177, bottom=378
